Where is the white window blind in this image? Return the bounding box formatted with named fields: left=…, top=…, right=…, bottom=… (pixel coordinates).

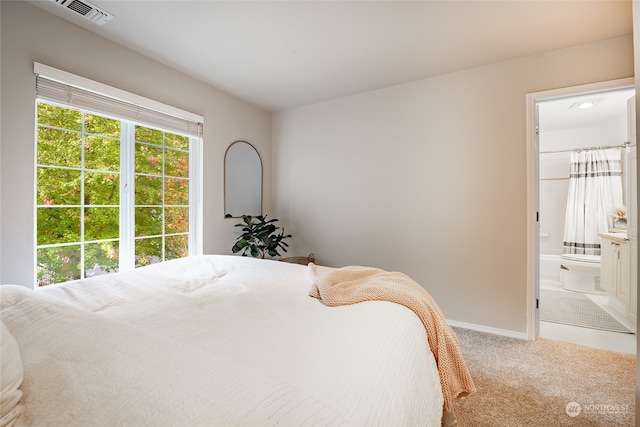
left=34, top=64, right=203, bottom=138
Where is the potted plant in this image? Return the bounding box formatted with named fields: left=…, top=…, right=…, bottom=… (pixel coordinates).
left=232, top=215, right=292, bottom=259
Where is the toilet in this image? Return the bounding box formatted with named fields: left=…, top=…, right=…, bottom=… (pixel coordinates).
left=560, top=254, right=602, bottom=294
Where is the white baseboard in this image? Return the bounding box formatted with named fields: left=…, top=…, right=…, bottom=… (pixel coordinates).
left=447, top=319, right=530, bottom=341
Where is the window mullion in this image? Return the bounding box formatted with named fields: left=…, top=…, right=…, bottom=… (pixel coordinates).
left=119, top=122, right=135, bottom=272
left=162, top=134, right=166, bottom=262
left=189, top=136, right=203, bottom=256
left=80, top=112, right=89, bottom=280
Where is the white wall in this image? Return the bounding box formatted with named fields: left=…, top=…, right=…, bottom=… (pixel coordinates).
left=0, top=1, right=272, bottom=287
left=273, top=36, right=634, bottom=334
left=539, top=151, right=571, bottom=256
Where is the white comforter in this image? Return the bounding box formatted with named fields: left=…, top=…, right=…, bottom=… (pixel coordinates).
left=0, top=255, right=443, bottom=426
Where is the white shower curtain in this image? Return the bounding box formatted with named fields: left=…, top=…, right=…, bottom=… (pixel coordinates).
left=562, top=148, right=623, bottom=256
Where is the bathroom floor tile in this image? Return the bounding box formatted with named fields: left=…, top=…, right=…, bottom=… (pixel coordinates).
left=539, top=280, right=636, bottom=354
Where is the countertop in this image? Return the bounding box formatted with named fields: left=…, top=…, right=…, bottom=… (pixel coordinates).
left=599, top=231, right=628, bottom=243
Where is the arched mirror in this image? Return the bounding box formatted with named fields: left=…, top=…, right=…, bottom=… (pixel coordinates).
left=224, top=141, right=262, bottom=218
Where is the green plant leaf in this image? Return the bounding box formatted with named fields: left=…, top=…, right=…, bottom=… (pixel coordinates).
left=232, top=239, right=248, bottom=253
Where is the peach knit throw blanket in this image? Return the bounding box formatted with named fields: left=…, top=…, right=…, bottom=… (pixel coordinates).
left=308, top=263, right=475, bottom=412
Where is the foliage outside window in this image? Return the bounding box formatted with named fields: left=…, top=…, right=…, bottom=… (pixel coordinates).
left=36, top=102, right=192, bottom=286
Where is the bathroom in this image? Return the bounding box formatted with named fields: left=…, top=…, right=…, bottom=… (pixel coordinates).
left=537, top=86, right=636, bottom=352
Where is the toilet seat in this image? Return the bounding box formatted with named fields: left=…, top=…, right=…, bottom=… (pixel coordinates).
left=561, top=254, right=600, bottom=264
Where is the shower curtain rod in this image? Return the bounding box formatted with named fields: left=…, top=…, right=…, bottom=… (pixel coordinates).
left=539, top=141, right=631, bottom=154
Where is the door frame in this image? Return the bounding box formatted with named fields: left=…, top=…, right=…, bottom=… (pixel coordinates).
left=525, top=77, right=635, bottom=340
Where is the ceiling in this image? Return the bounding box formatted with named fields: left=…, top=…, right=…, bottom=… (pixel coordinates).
left=27, top=0, right=633, bottom=112
left=539, top=87, right=636, bottom=133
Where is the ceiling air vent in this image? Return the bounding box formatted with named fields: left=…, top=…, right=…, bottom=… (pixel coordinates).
left=48, top=0, right=114, bottom=25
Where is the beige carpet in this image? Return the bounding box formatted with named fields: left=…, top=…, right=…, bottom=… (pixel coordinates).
left=452, top=327, right=635, bottom=426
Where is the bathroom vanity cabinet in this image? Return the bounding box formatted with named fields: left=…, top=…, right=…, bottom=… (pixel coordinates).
left=600, top=232, right=633, bottom=325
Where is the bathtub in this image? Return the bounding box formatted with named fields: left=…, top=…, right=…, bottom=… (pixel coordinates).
left=539, top=253, right=565, bottom=282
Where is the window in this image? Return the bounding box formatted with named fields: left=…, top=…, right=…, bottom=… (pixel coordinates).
left=36, top=104, right=122, bottom=285
left=34, top=65, right=202, bottom=287
left=132, top=125, right=191, bottom=268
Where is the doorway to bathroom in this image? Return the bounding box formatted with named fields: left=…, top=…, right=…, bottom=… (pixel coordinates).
left=526, top=78, right=637, bottom=354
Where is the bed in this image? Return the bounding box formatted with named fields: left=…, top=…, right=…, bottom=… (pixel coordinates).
left=0, top=255, right=473, bottom=427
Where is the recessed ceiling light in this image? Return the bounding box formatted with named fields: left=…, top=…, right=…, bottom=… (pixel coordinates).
left=577, top=102, right=595, bottom=109
left=569, top=99, right=602, bottom=110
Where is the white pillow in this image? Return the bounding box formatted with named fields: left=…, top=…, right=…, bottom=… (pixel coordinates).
left=1, top=320, right=24, bottom=427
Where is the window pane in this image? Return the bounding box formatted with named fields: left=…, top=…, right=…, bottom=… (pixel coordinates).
left=165, top=148, right=188, bottom=177
left=36, top=168, right=81, bottom=206
left=85, top=241, right=119, bottom=278
left=135, top=126, right=162, bottom=145
left=85, top=136, right=120, bottom=171
left=165, top=133, right=189, bottom=150
left=135, top=143, right=163, bottom=175
left=37, top=128, right=82, bottom=168
left=165, top=178, right=189, bottom=205
left=37, top=245, right=81, bottom=286
left=85, top=207, right=119, bottom=241
left=37, top=103, right=82, bottom=131
left=135, top=237, right=162, bottom=267
left=135, top=175, right=162, bottom=206
left=166, top=234, right=188, bottom=260
left=165, top=207, right=188, bottom=234
left=84, top=113, right=120, bottom=138
left=37, top=207, right=80, bottom=245
left=135, top=207, right=163, bottom=237
left=85, top=172, right=119, bottom=205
